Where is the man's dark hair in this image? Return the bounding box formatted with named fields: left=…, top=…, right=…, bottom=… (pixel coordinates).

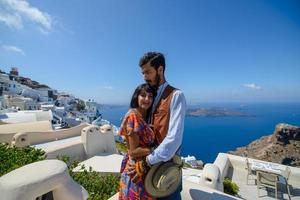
left=139, top=52, right=165, bottom=72
left=130, top=83, right=156, bottom=119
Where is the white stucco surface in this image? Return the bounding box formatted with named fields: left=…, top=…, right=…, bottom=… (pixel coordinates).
left=0, top=160, right=88, bottom=200
left=34, top=135, right=81, bottom=151
left=73, top=153, right=123, bottom=175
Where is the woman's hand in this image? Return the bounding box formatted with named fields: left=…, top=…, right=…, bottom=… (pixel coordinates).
left=127, top=161, right=140, bottom=183
left=126, top=129, right=152, bottom=182
left=127, top=158, right=150, bottom=183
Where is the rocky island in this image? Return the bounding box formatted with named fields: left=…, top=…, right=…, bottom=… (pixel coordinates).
left=187, top=107, right=254, bottom=117
left=229, top=123, right=300, bottom=167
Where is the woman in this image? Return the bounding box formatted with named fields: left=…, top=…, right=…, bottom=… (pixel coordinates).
left=119, top=83, right=156, bottom=200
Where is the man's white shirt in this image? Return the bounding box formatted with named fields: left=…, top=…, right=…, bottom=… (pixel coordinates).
left=147, top=82, right=186, bottom=165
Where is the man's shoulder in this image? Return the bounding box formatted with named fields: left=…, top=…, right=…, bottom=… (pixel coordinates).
left=170, top=87, right=186, bottom=105
left=167, top=85, right=184, bottom=95
left=172, top=90, right=185, bottom=101
left=164, top=84, right=185, bottom=100
left=167, top=84, right=180, bottom=92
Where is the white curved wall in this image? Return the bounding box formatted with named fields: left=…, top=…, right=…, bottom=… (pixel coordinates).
left=0, top=160, right=88, bottom=200
left=0, top=120, right=52, bottom=143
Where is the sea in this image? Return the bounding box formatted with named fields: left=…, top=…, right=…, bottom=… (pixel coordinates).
left=100, top=102, right=300, bottom=163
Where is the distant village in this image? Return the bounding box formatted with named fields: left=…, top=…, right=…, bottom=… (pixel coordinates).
left=0, top=67, right=101, bottom=128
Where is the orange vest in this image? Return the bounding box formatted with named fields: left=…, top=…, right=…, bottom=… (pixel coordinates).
left=151, top=85, right=176, bottom=144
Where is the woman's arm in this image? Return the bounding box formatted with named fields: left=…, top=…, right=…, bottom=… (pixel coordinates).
left=127, top=132, right=151, bottom=160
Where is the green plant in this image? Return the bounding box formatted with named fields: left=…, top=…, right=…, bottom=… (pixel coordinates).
left=56, top=155, right=79, bottom=171
left=223, top=177, right=239, bottom=196
left=115, top=141, right=127, bottom=153
left=58, top=155, right=119, bottom=200
left=0, top=145, right=119, bottom=200
left=72, top=170, right=119, bottom=200
left=183, top=162, right=193, bottom=168
left=0, top=121, right=8, bottom=125
left=0, top=143, right=46, bottom=177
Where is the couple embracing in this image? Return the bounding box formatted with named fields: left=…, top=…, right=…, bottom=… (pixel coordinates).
left=118, top=52, right=186, bottom=200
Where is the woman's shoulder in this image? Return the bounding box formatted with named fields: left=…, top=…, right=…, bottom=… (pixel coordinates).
left=126, top=109, right=139, bottom=116
left=122, top=109, right=140, bottom=121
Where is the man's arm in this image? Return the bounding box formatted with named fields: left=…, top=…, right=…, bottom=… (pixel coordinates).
left=146, top=90, right=186, bottom=165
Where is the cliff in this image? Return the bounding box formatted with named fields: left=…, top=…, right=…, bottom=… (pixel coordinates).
left=229, top=123, right=300, bottom=167
left=15, top=76, right=50, bottom=89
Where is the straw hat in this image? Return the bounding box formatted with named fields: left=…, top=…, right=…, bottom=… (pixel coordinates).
left=144, top=156, right=182, bottom=198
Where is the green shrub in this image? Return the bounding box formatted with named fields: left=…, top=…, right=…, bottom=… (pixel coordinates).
left=57, top=155, right=119, bottom=200
left=57, top=155, right=79, bottom=171
left=72, top=170, right=119, bottom=200
left=183, top=162, right=193, bottom=168
left=0, top=144, right=119, bottom=200
left=115, top=141, right=127, bottom=153
left=0, top=143, right=46, bottom=176
left=223, top=177, right=239, bottom=196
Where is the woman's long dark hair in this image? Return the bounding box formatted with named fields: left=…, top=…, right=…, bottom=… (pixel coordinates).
left=130, top=83, right=156, bottom=121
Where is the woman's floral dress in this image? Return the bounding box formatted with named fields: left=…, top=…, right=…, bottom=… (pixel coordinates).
left=118, top=109, right=155, bottom=200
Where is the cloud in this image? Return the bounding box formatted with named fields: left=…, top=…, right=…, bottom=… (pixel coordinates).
left=0, top=12, right=22, bottom=29
left=0, top=0, right=52, bottom=33
left=2, top=44, right=25, bottom=55
left=242, top=83, right=262, bottom=90
left=102, top=86, right=114, bottom=90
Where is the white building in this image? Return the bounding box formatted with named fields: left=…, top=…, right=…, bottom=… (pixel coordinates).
left=21, top=88, right=41, bottom=101
left=0, top=72, right=29, bottom=96
left=55, top=94, right=76, bottom=111
left=85, top=99, right=97, bottom=113
left=182, top=155, right=198, bottom=168
left=11, top=82, right=26, bottom=95
left=0, top=110, right=52, bottom=124
left=36, top=87, right=55, bottom=102
left=0, top=96, right=3, bottom=109
left=0, top=73, right=11, bottom=95
left=2, top=95, right=39, bottom=110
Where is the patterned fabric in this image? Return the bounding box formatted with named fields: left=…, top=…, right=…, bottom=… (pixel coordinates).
left=119, top=109, right=155, bottom=200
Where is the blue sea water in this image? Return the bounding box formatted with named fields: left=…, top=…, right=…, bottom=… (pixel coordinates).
left=100, top=103, right=300, bottom=163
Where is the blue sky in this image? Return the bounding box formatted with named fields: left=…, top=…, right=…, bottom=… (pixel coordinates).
left=1, top=0, right=299, bottom=105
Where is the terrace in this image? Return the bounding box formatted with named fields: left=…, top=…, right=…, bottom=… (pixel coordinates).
left=208, top=153, right=300, bottom=200
left=1, top=122, right=299, bottom=200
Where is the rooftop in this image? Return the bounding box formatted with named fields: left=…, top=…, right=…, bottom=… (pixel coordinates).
left=215, top=153, right=300, bottom=200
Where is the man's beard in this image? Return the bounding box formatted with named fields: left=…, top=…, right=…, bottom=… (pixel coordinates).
left=147, top=72, right=160, bottom=91
left=153, top=73, right=160, bottom=89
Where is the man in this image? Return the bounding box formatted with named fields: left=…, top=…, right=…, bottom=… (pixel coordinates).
left=130, top=52, right=186, bottom=199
